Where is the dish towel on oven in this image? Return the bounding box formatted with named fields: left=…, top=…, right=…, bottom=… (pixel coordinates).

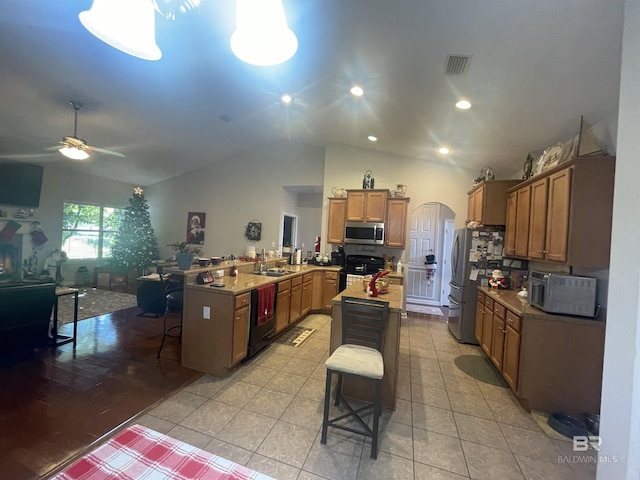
left=257, top=284, right=275, bottom=326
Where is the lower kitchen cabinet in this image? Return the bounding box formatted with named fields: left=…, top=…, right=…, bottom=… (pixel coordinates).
left=476, top=287, right=604, bottom=417
left=322, top=271, right=339, bottom=310
left=474, top=293, right=485, bottom=344
left=289, top=275, right=303, bottom=324
left=275, top=279, right=291, bottom=334
left=231, top=301, right=249, bottom=365
left=301, top=273, right=313, bottom=317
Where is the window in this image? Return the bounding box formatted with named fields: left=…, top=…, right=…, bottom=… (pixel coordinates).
left=62, top=203, right=124, bottom=260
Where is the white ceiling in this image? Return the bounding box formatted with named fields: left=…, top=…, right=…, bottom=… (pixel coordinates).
left=0, top=0, right=624, bottom=186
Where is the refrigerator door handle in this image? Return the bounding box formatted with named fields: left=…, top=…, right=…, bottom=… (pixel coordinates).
left=449, top=282, right=461, bottom=290
left=448, top=294, right=461, bottom=306
left=451, top=235, right=459, bottom=279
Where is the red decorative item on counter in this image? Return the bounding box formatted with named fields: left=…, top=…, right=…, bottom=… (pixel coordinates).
left=368, top=270, right=390, bottom=297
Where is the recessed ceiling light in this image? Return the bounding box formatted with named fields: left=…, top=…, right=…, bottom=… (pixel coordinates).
left=438, top=147, right=450, bottom=154
left=368, top=135, right=378, bottom=142
left=455, top=99, right=471, bottom=110
left=281, top=94, right=293, bottom=104
left=350, top=85, right=364, bottom=97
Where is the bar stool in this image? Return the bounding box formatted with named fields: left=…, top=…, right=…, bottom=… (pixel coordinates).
left=321, top=296, right=389, bottom=459
left=157, top=289, right=184, bottom=358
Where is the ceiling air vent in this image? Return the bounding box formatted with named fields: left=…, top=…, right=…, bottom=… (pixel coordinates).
left=444, top=54, right=471, bottom=75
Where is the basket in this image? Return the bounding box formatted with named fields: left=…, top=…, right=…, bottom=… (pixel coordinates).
left=362, top=275, right=390, bottom=293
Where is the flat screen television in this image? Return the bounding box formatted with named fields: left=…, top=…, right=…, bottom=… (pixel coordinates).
left=0, top=160, right=44, bottom=208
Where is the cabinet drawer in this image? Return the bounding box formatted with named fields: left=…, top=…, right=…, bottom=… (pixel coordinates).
left=303, top=273, right=314, bottom=283
left=484, top=297, right=494, bottom=311
left=506, top=310, right=521, bottom=332
left=234, top=292, right=250, bottom=310
left=477, top=292, right=485, bottom=302
left=278, top=279, right=291, bottom=292
left=292, top=275, right=303, bottom=287
left=324, top=271, right=338, bottom=281
left=493, top=303, right=505, bottom=319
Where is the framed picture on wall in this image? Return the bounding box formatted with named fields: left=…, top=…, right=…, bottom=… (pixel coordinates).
left=186, top=212, right=205, bottom=245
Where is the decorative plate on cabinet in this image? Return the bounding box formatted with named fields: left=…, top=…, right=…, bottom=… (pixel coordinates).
left=535, top=143, right=563, bottom=175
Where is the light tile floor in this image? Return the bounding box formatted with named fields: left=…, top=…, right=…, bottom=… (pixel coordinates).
left=138, top=314, right=598, bottom=480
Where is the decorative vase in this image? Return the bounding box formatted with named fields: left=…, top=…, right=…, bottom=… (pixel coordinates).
left=175, top=253, right=194, bottom=270
left=394, top=184, right=407, bottom=197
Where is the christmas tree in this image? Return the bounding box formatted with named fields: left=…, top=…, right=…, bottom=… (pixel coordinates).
left=110, top=187, right=159, bottom=275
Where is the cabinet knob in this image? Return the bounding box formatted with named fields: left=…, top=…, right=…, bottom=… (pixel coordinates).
left=235, top=316, right=240, bottom=321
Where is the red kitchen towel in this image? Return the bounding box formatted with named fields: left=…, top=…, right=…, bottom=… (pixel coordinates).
left=257, top=284, right=275, bottom=326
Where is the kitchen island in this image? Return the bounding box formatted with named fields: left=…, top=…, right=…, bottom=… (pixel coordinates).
left=477, top=286, right=605, bottom=418
left=329, top=282, right=405, bottom=410
left=179, top=264, right=342, bottom=377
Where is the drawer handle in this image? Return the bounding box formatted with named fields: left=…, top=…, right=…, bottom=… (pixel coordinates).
left=235, top=316, right=240, bottom=321
left=507, top=318, right=513, bottom=324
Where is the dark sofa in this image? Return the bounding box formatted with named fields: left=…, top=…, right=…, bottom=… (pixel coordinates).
left=0, top=282, right=56, bottom=352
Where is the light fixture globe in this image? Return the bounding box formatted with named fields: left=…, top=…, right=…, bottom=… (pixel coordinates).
left=79, top=0, right=162, bottom=61
left=230, top=0, right=298, bottom=66
left=59, top=146, right=90, bottom=161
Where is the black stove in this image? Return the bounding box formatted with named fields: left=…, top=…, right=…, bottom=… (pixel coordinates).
left=344, top=255, right=385, bottom=275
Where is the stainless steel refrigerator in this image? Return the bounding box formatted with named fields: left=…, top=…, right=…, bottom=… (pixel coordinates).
left=447, top=227, right=505, bottom=344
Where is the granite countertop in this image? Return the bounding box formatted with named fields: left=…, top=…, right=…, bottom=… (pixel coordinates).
left=185, top=264, right=343, bottom=296
left=331, top=282, right=404, bottom=312
left=478, top=286, right=605, bottom=326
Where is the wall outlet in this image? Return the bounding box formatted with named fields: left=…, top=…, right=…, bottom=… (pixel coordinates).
left=203, top=306, right=210, bottom=319
left=216, top=269, right=224, bottom=277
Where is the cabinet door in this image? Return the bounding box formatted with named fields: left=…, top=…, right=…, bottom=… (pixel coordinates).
left=475, top=297, right=485, bottom=344
left=365, top=191, right=387, bottom=222
left=504, top=192, right=517, bottom=256
left=514, top=186, right=531, bottom=257
left=322, top=272, right=339, bottom=310
left=312, top=271, right=324, bottom=310
left=289, top=284, right=302, bottom=324
left=472, top=188, right=484, bottom=222
left=275, top=286, right=291, bottom=334
left=327, top=198, right=347, bottom=244
left=346, top=191, right=366, bottom=221
left=503, top=324, right=521, bottom=392
left=385, top=198, right=409, bottom=248
left=231, top=306, right=249, bottom=365
left=544, top=168, right=572, bottom=263
left=301, top=279, right=313, bottom=316
left=481, top=308, right=493, bottom=357
left=527, top=178, right=548, bottom=259
left=490, top=317, right=505, bottom=370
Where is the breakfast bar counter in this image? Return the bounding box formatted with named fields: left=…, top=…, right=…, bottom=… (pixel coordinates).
left=330, top=283, right=405, bottom=410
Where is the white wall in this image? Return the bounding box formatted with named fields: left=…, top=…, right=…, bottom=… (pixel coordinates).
left=297, top=192, right=323, bottom=256
left=146, top=140, right=325, bottom=259
left=599, top=0, right=640, bottom=477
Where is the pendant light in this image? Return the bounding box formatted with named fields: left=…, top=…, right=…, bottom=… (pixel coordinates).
left=79, top=0, right=162, bottom=61
left=230, top=0, right=298, bottom=66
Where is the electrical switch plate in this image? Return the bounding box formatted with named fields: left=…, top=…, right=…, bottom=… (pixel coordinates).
left=203, top=306, right=210, bottom=319
left=216, top=270, right=224, bottom=277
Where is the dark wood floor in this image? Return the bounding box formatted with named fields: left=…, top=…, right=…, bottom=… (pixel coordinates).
left=0, top=307, right=201, bottom=480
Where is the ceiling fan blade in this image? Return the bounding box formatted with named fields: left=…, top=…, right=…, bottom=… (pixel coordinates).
left=90, top=146, right=126, bottom=158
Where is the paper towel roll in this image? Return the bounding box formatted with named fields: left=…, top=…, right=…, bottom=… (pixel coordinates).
left=295, top=249, right=302, bottom=265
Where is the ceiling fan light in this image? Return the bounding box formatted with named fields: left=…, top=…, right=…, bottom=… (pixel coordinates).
left=79, top=0, right=162, bottom=61
left=59, top=146, right=90, bottom=161
left=230, top=0, right=298, bottom=66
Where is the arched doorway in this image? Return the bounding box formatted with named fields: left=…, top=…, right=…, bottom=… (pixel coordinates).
left=406, top=202, right=455, bottom=309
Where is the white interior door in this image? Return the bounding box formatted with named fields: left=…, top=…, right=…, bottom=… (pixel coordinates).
left=440, top=219, right=455, bottom=305
left=407, top=203, right=440, bottom=305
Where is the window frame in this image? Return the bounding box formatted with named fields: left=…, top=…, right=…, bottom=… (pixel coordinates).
left=62, top=202, right=125, bottom=260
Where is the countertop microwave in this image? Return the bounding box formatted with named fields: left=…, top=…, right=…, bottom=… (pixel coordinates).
left=344, top=222, right=384, bottom=245
left=528, top=271, right=597, bottom=317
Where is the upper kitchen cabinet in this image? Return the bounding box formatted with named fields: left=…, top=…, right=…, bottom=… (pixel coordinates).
left=505, top=186, right=532, bottom=258
left=327, top=198, right=347, bottom=244
left=467, top=180, right=521, bottom=225
left=346, top=189, right=388, bottom=222
left=385, top=198, right=410, bottom=248
left=511, top=155, right=615, bottom=268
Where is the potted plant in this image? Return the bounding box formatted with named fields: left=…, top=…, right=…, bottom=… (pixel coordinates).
left=168, top=242, right=202, bottom=270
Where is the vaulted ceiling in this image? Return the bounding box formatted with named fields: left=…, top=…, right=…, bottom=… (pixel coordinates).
left=0, top=0, right=624, bottom=186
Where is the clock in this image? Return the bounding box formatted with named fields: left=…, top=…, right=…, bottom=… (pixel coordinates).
left=523, top=154, right=534, bottom=179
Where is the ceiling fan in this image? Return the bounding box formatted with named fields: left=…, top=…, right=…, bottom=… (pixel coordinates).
left=49, top=101, right=125, bottom=160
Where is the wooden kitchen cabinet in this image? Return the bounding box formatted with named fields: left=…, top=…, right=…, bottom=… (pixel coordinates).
left=475, top=292, right=486, bottom=344
left=490, top=302, right=506, bottom=370
left=322, top=271, right=339, bottom=310
left=231, top=301, right=249, bottom=365
left=275, top=279, right=291, bottom=334
left=385, top=198, right=410, bottom=248
left=504, top=192, right=517, bottom=257
left=505, top=186, right=532, bottom=258
left=327, top=198, right=347, bottom=244
left=467, top=180, right=520, bottom=225
left=301, top=273, right=313, bottom=317
left=517, top=156, right=614, bottom=267
left=346, top=189, right=388, bottom=222
left=481, top=297, right=494, bottom=357
left=289, top=275, right=303, bottom=324
left=312, top=271, right=324, bottom=310
left=502, top=310, right=521, bottom=391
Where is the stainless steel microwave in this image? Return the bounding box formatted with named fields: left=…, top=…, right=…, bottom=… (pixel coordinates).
left=344, top=222, right=385, bottom=245
left=528, top=271, right=597, bottom=317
